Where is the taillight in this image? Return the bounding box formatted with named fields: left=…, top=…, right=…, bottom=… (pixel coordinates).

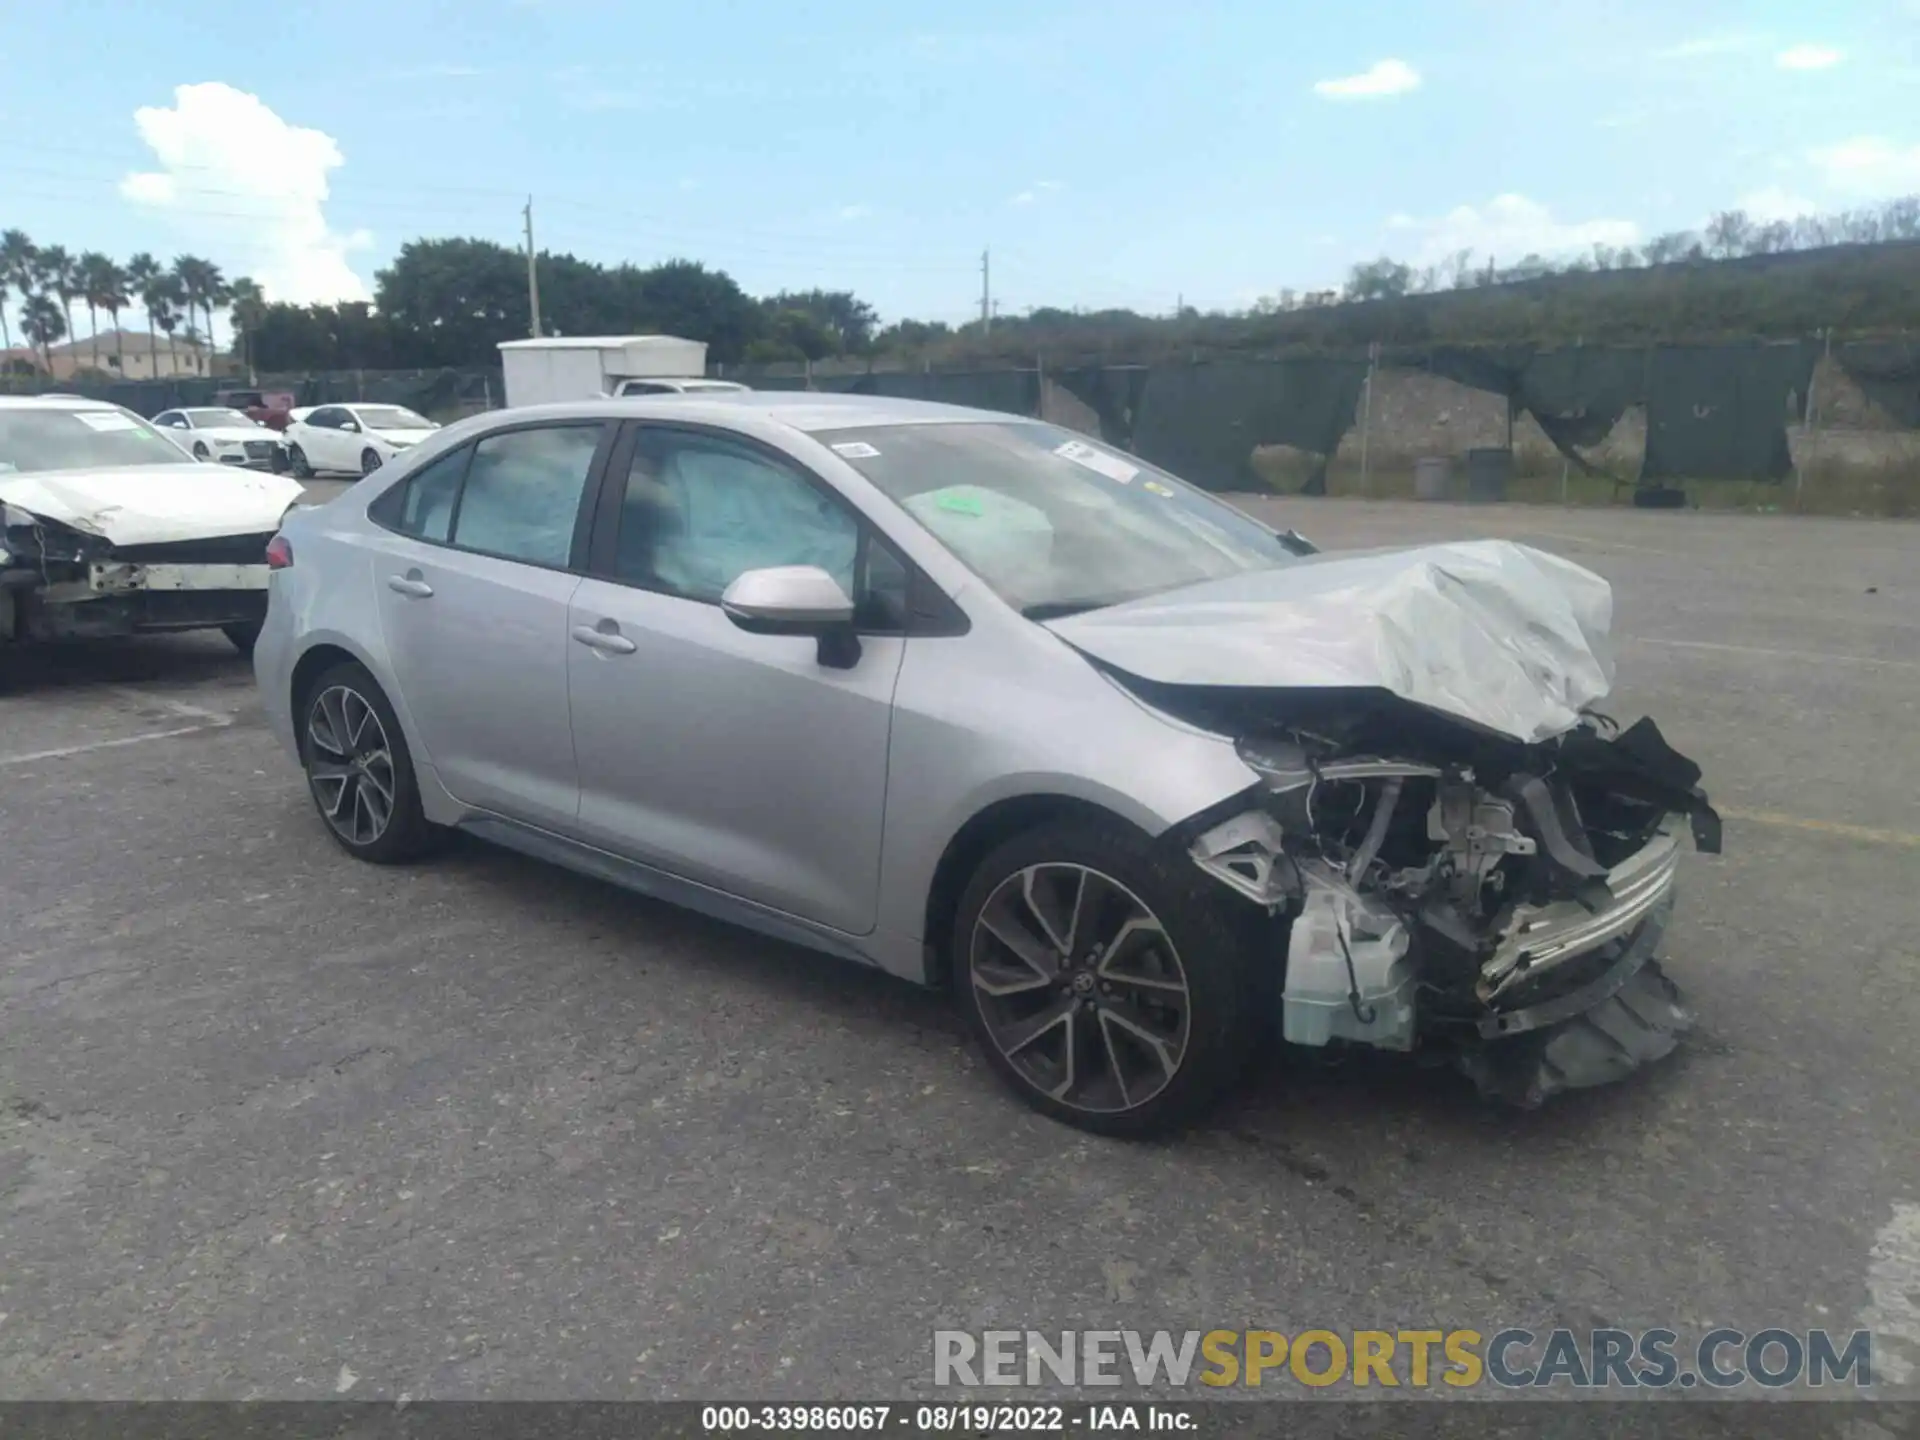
left=266, top=535, right=294, bottom=569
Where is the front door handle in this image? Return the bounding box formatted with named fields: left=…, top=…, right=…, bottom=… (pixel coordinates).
left=387, top=574, right=433, bottom=598
left=572, top=623, right=637, bottom=655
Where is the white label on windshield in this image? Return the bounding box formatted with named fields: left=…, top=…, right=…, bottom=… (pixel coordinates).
left=1054, top=438, right=1138, bottom=484
left=75, top=411, right=141, bottom=432
left=831, top=441, right=880, bottom=459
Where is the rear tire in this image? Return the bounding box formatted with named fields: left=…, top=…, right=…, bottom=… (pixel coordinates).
left=222, top=620, right=262, bottom=657
left=296, top=660, right=440, bottom=864
left=952, top=818, right=1261, bottom=1138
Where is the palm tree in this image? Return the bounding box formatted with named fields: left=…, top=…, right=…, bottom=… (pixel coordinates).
left=36, top=245, right=78, bottom=372
left=127, top=252, right=164, bottom=377
left=75, top=252, right=117, bottom=371
left=172, top=255, right=224, bottom=375
left=20, top=292, right=66, bottom=371
left=227, top=276, right=266, bottom=379
left=0, top=229, right=37, bottom=356
left=82, top=256, right=130, bottom=371
left=153, top=273, right=186, bottom=373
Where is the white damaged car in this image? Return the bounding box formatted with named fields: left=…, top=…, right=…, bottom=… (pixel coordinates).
left=0, top=395, right=304, bottom=656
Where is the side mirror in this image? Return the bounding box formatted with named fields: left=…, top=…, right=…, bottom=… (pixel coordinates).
left=721, top=565, right=861, bottom=668
left=341, top=420, right=361, bottom=433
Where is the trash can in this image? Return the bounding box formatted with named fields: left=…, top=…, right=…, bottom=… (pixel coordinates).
left=1465, top=447, right=1512, bottom=503
left=1414, top=456, right=1452, bottom=501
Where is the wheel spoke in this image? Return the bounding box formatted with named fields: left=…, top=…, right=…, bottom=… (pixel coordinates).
left=306, top=685, right=395, bottom=846
left=343, top=692, right=377, bottom=754
left=1021, top=865, right=1083, bottom=956
left=1097, top=1002, right=1182, bottom=1086
left=1096, top=917, right=1187, bottom=994
left=997, top=994, right=1076, bottom=1058
left=977, top=892, right=1061, bottom=993
left=358, top=750, right=396, bottom=805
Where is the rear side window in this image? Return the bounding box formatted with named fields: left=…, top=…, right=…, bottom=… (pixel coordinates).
left=449, top=424, right=604, bottom=568
left=371, top=445, right=470, bottom=543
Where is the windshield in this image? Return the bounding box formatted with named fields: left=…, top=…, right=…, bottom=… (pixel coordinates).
left=825, top=421, right=1300, bottom=615
left=0, top=407, right=193, bottom=474
left=185, top=408, right=260, bottom=429
left=354, top=406, right=432, bottom=430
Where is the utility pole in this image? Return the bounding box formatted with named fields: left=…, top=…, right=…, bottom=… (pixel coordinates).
left=980, top=248, right=991, bottom=334
left=524, top=196, right=542, bottom=339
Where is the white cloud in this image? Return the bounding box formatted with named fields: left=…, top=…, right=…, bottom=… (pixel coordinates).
left=120, top=82, right=368, bottom=305
left=1389, top=193, right=1639, bottom=264
left=837, top=204, right=872, bottom=221
left=1808, top=136, right=1920, bottom=196
left=1738, top=186, right=1817, bottom=222
left=1312, top=59, right=1420, bottom=99
left=1777, top=44, right=1843, bottom=70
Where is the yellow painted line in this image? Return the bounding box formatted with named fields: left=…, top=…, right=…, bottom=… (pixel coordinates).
left=1721, top=806, right=1920, bottom=849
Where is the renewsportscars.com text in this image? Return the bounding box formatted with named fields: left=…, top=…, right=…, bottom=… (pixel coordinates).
left=932, top=1328, right=1876, bottom=1390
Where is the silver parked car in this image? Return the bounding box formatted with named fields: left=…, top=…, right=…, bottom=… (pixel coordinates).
left=255, top=394, right=1721, bottom=1135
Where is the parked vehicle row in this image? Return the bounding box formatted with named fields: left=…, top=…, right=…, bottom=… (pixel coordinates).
left=252, top=390, right=1723, bottom=1136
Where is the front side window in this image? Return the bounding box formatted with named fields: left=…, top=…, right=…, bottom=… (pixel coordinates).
left=612, top=428, right=859, bottom=604
left=821, top=420, right=1301, bottom=617
left=449, top=424, right=603, bottom=567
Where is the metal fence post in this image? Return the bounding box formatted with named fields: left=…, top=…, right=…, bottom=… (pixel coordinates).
left=1796, top=329, right=1830, bottom=512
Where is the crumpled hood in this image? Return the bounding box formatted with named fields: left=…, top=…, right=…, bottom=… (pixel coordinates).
left=0, top=463, right=305, bottom=546
left=1042, top=539, right=1616, bottom=744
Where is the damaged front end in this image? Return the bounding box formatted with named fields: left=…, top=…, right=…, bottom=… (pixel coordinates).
left=1180, top=691, right=1722, bottom=1106
left=1, top=501, right=275, bottom=644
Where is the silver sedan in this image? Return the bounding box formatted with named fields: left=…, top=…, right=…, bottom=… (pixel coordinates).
left=254, top=393, right=1721, bottom=1135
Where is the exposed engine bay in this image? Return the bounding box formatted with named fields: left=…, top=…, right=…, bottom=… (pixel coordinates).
left=1, top=504, right=275, bottom=644
left=1163, top=682, right=1723, bottom=1106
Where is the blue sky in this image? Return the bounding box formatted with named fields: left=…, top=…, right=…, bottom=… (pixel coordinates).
left=3, top=0, right=1916, bottom=328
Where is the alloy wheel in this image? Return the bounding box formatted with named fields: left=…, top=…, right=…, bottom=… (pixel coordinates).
left=969, top=863, right=1191, bottom=1114
left=361, top=448, right=382, bottom=476
left=305, top=684, right=397, bottom=846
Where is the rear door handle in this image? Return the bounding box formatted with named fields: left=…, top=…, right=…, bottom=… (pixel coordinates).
left=387, top=575, right=433, bottom=598
left=572, top=624, right=637, bottom=655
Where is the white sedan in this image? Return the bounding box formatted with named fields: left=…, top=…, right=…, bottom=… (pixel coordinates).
left=282, top=404, right=441, bottom=478
left=151, top=407, right=285, bottom=471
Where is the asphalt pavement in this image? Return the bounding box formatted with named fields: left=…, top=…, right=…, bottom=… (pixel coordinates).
left=1, top=498, right=1915, bottom=1403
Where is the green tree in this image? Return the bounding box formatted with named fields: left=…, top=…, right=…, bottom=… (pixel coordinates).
left=76, top=252, right=126, bottom=372
left=763, top=289, right=879, bottom=354
left=35, top=244, right=78, bottom=368
left=375, top=237, right=527, bottom=367
left=126, top=253, right=165, bottom=376
left=227, top=276, right=266, bottom=378
left=1343, top=257, right=1414, bottom=302
left=0, top=229, right=36, bottom=356
left=20, top=291, right=65, bottom=369
left=171, top=255, right=224, bottom=374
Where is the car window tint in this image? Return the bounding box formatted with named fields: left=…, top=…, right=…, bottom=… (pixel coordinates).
left=614, top=429, right=858, bottom=604
left=373, top=445, right=469, bottom=543
left=450, top=424, right=602, bottom=567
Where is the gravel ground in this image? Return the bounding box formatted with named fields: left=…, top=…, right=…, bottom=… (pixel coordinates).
left=1, top=497, right=1915, bottom=1405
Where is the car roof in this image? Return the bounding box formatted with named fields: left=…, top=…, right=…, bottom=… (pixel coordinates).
left=484, top=391, right=1020, bottom=435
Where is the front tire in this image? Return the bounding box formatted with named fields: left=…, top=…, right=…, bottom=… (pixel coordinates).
left=192, top=442, right=210, bottom=460
left=288, top=445, right=313, bottom=479
left=952, top=818, right=1260, bottom=1138
left=297, top=660, right=440, bottom=864
left=360, top=448, right=382, bottom=476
